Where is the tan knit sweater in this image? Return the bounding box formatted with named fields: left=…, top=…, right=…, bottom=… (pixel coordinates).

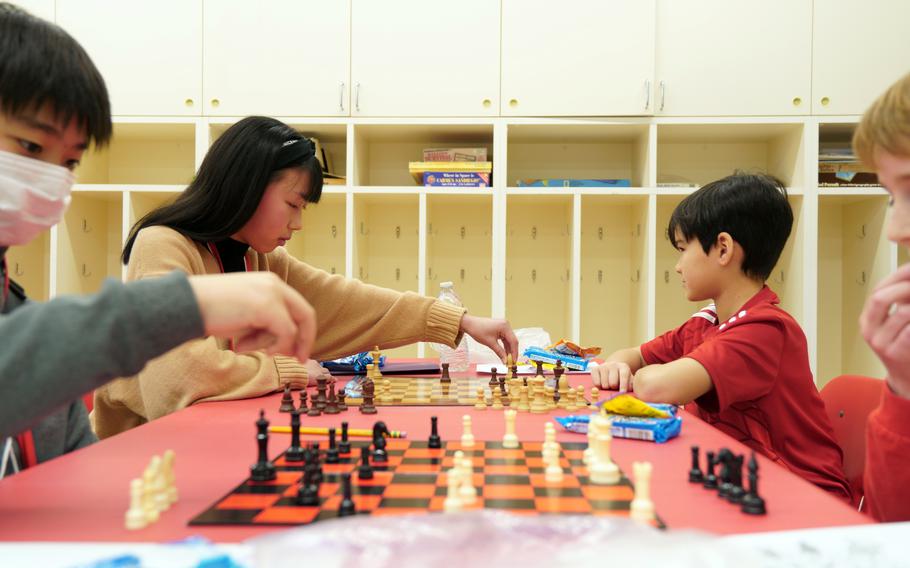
left=91, top=226, right=465, bottom=438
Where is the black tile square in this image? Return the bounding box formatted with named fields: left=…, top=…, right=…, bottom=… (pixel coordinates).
left=533, top=486, right=583, bottom=498
left=190, top=508, right=260, bottom=524
left=354, top=485, right=387, bottom=496
left=484, top=458, right=526, bottom=466
left=484, top=475, right=531, bottom=485
left=393, top=473, right=438, bottom=484
left=379, top=497, right=432, bottom=508
left=236, top=484, right=289, bottom=495
left=484, top=498, right=536, bottom=510
left=589, top=500, right=631, bottom=511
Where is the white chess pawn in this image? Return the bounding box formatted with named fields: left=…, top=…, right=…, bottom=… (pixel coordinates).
left=589, top=428, right=620, bottom=485
left=583, top=416, right=601, bottom=466
left=502, top=409, right=519, bottom=449
left=458, top=455, right=477, bottom=505
left=125, top=478, right=148, bottom=530
left=544, top=451, right=564, bottom=483
left=141, top=465, right=160, bottom=523
left=542, top=423, right=559, bottom=456
left=461, top=415, right=475, bottom=448
left=443, top=468, right=463, bottom=513
left=149, top=456, right=170, bottom=512
left=162, top=450, right=178, bottom=505
left=630, top=461, right=656, bottom=523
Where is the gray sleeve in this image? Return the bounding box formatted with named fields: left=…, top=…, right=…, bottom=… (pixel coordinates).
left=0, top=271, right=205, bottom=437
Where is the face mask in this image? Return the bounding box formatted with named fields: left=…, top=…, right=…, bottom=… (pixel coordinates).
left=0, top=150, right=75, bottom=245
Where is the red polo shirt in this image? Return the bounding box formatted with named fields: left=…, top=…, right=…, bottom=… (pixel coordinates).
left=640, top=286, right=852, bottom=501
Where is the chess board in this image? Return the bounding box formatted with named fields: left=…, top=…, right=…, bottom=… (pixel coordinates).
left=190, top=439, right=664, bottom=528
left=342, top=376, right=589, bottom=408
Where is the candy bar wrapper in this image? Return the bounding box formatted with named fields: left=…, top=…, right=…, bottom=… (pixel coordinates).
left=554, top=411, right=682, bottom=443
left=321, top=352, right=386, bottom=373
left=549, top=339, right=602, bottom=360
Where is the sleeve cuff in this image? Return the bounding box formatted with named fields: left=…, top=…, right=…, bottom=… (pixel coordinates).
left=274, top=355, right=310, bottom=389
left=876, top=382, right=910, bottom=439
left=424, top=300, right=466, bottom=346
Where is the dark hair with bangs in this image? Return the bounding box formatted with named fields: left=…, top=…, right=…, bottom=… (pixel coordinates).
left=0, top=3, right=112, bottom=146
left=122, top=116, right=324, bottom=263
left=667, top=173, right=793, bottom=281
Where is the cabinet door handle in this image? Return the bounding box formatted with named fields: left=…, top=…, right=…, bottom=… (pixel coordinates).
left=644, top=80, right=651, bottom=110
left=355, top=82, right=361, bottom=112
left=659, top=81, right=666, bottom=112
left=339, top=82, right=345, bottom=112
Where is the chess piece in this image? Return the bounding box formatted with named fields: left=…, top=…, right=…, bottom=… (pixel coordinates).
left=457, top=452, right=477, bottom=505
left=141, top=463, right=160, bottom=523
left=338, top=472, right=356, bottom=517
left=557, top=368, right=570, bottom=407
left=544, top=445, right=564, bottom=483
left=250, top=410, right=277, bottom=482
left=360, top=378, right=378, bottom=414
left=381, top=378, right=392, bottom=403
left=553, top=386, right=561, bottom=409
left=717, top=449, right=734, bottom=499
left=125, top=478, right=148, bottom=530
left=491, top=387, right=503, bottom=410
left=590, top=386, right=600, bottom=406
left=339, top=421, right=352, bottom=454
left=324, top=382, right=340, bottom=415
left=295, top=467, right=320, bottom=506
left=502, top=409, right=519, bottom=449
left=589, top=417, right=620, bottom=485
left=583, top=416, right=599, bottom=466
left=325, top=427, right=340, bottom=464
left=298, top=389, right=309, bottom=412
left=542, top=422, right=559, bottom=456
left=505, top=354, right=514, bottom=379
left=315, top=377, right=328, bottom=411
left=517, top=384, right=530, bottom=412
left=440, top=362, right=451, bottom=383
left=576, top=385, right=587, bottom=407
left=162, top=449, right=178, bottom=505
left=741, top=452, right=767, bottom=515
left=150, top=456, right=169, bottom=512
left=307, top=442, right=324, bottom=484
left=535, top=360, right=545, bottom=377
left=371, top=421, right=390, bottom=463
left=357, top=446, right=374, bottom=480
left=336, top=384, right=348, bottom=412
left=688, top=445, right=703, bottom=483
left=285, top=409, right=305, bottom=462
left=530, top=383, right=547, bottom=414
left=306, top=386, right=322, bottom=416
left=498, top=376, right=508, bottom=403
left=564, top=388, right=577, bottom=412
left=703, top=451, right=718, bottom=489
left=630, top=461, right=656, bottom=523
left=279, top=383, right=295, bottom=413
left=474, top=386, right=487, bottom=410
left=490, top=367, right=498, bottom=387
left=371, top=345, right=383, bottom=378
left=428, top=415, right=442, bottom=449
left=727, top=454, right=746, bottom=504
left=443, top=468, right=462, bottom=512
left=460, top=415, right=475, bottom=448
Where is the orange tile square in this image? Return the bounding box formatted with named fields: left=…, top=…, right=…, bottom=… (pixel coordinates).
left=371, top=508, right=429, bottom=517
left=534, top=497, right=592, bottom=514
left=428, top=496, right=447, bottom=511
left=319, top=483, right=340, bottom=497
left=484, top=465, right=529, bottom=475
left=216, top=494, right=281, bottom=510
left=481, top=485, right=535, bottom=500
left=484, top=449, right=526, bottom=460
left=382, top=484, right=438, bottom=499
left=253, top=506, right=319, bottom=524
left=394, top=464, right=441, bottom=474
left=353, top=495, right=383, bottom=510
left=582, top=485, right=634, bottom=501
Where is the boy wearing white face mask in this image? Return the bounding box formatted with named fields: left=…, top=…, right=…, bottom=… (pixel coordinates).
left=0, top=3, right=318, bottom=477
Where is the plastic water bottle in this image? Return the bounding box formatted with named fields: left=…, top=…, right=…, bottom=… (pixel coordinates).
left=432, top=281, right=470, bottom=371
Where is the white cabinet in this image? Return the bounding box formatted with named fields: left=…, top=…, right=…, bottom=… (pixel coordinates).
left=56, top=0, right=202, bottom=116
left=203, top=0, right=350, bottom=117
left=350, top=0, right=499, bottom=117
left=813, top=0, right=910, bottom=115
left=655, top=0, right=811, bottom=116
left=501, top=0, right=655, bottom=116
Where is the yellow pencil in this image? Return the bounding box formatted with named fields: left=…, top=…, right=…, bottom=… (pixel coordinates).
left=269, top=426, right=407, bottom=438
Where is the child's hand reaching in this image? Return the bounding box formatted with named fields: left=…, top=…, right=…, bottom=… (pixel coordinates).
left=591, top=360, right=635, bottom=392
left=860, top=262, right=910, bottom=399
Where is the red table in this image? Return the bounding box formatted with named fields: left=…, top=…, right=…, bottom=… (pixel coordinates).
left=0, top=369, right=870, bottom=542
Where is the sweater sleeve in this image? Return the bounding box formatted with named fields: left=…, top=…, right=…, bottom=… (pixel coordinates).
left=270, top=248, right=466, bottom=360
left=0, top=271, right=203, bottom=438
left=91, top=228, right=309, bottom=439
left=864, top=383, right=910, bottom=522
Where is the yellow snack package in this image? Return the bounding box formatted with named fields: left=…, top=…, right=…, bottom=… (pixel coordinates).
left=600, top=393, right=671, bottom=419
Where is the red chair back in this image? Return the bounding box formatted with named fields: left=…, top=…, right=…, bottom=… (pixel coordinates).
left=820, top=374, right=884, bottom=507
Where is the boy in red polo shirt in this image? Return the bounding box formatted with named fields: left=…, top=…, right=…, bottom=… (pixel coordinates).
left=592, top=173, right=852, bottom=501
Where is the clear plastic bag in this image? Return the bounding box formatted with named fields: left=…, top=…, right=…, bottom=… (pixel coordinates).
left=466, top=327, right=552, bottom=364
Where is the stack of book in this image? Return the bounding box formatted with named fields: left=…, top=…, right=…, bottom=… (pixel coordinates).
left=819, top=145, right=878, bottom=187
left=409, top=147, right=492, bottom=188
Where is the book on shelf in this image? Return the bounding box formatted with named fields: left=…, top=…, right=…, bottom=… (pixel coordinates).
left=516, top=178, right=631, bottom=188
left=408, top=161, right=492, bottom=185
left=422, top=171, right=490, bottom=187
left=423, top=147, right=488, bottom=162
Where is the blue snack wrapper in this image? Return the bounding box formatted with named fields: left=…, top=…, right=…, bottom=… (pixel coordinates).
left=321, top=352, right=386, bottom=374
left=554, top=409, right=682, bottom=443
left=522, top=346, right=589, bottom=371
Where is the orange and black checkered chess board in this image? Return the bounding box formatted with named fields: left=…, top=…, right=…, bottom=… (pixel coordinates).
left=190, top=439, right=664, bottom=527
left=342, top=376, right=588, bottom=407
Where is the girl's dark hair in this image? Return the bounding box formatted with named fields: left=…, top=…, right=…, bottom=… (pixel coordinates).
left=122, top=116, right=323, bottom=263
left=667, top=172, right=793, bottom=281
left=0, top=2, right=112, bottom=146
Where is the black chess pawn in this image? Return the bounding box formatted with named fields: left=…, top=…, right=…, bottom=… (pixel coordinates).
left=489, top=368, right=498, bottom=387
left=250, top=410, right=277, bottom=481
left=440, top=362, right=451, bottom=383
left=428, top=416, right=442, bottom=449
left=703, top=451, right=718, bottom=489
left=498, top=376, right=508, bottom=399
left=278, top=383, right=295, bottom=413
left=741, top=453, right=767, bottom=515
left=324, top=382, right=340, bottom=415
left=336, top=384, right=348, bottom=412
left=688, top=445, right=704, bottom=483
left=360, top=378, right=378, bottom=414
left=357, top=445, right=374, bottom=480
left=285, top=409, right=305, bottom=462
left=338, top=472, right=356, bottom=517
left=325, top=427, right=340, bottom=464
left=338, top=421, right=352, bottom=454
left=308, top=442, right=324, bottom=485
left=717, top=449, right=734, bottom=499
left=372, top=421, right=390, bottom=463
left=296, top=467, right=321, bottom=506
left=510, top=363, right=518, bottom=378
left=297, top=389, right=308, bottom=412
left=315, top=377, right=328, bottom=411
left=535, top=360, right=545, bottom=377
left=727, top=454, right=746, bottom=504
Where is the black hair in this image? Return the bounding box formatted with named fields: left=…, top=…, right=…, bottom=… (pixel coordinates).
left=122, top=116, right=323, bottom=263
left=667, top=173, right=793, bottom=281
left=0, top=3, right=112, bottom=146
